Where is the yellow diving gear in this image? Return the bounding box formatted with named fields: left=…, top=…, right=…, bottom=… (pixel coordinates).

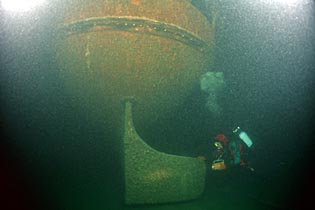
left=211, top=159, right=226, bottom=170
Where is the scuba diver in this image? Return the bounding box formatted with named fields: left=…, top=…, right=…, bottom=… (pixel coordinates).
left=211, top=127, right=254, bottom=172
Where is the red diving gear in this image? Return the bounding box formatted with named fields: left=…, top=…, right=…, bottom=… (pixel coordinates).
left=215, top=134, right=228, bottom=145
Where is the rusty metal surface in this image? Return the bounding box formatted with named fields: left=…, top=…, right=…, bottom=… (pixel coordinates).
left=59, top=16, right=211, bottom=53
left=62, top=0, right=213, bottom=44
left=56, top=0, right=215, bottom=127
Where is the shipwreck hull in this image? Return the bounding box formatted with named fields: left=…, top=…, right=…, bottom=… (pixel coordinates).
left=55, top=0, right=215, bottom=205
left=56, top=0, right=214, bottom=126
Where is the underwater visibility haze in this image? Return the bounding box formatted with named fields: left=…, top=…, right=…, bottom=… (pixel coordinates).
left=0, top=0, right=314, bottom=210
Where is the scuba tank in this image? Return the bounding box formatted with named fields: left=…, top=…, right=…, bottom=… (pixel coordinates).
left=233, top=126, right=253, bottom=148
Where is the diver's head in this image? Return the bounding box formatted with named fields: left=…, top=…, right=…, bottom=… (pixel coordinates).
left=215, top=134, right=228, bottom=145
left=214, top=141, right=223, bottom=150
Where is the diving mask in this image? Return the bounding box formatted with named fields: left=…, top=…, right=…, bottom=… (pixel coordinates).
left=214, top=141, right=223, bottom=149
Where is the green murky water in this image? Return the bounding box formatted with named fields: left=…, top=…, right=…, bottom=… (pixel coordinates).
left=1, top=0, right=314, bottom=209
